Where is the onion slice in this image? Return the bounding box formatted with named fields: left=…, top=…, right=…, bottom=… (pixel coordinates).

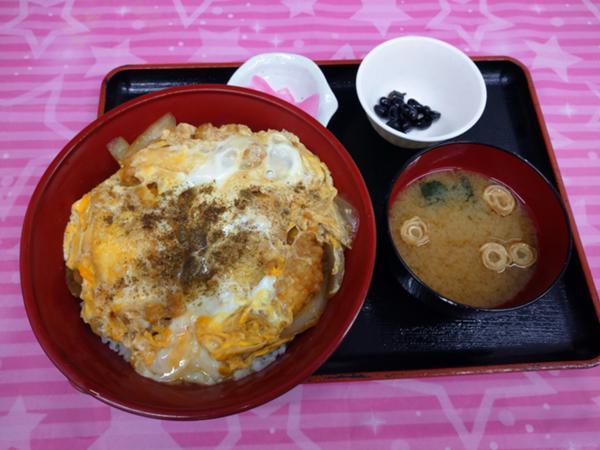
left=106, top=136, right=129, bottom=164
left=334, top=196, right=359, bottom=243
left=106, top=113, right=176, bottom=164
left=128, top=112, right=176, bottom=156
left=324, top=242, right=345, bottom=296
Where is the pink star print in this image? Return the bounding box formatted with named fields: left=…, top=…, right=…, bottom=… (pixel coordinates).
left=0, top=0, right=88, bottom=58
left=0, top=397, right=46, bottom=450
left=189, top=27, right=249, bottom=62
left=86, top=40, right=146, bottom=78
left=585, top=82, right=600, bottom=128
left=282, top=0, right=317, bottom=18
left=89, top=408, right=181, bottom=450
left=526, top=36, right=582, bottom=82
left=381, top=372, right=555, bottom=450
left=332, top=44, right=356, bottom=60
left=427, top=0, right=513, bottom=51
left=351, top=0, right=411, bottom=36
left=172, top=0, right=214, bottom=28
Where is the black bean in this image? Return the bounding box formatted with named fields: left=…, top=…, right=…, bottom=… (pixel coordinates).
left=374, top=90, right=440, bottom=133
left=388, top=90, right=406, bottom=101
left=398, top=103, right=410, bottom=119
left=406, top=106, right=418, bottom=121
left=415, top=117, right=432, bottom=129
left=386, top=118, right=400, bottom=129
left=379, top=97, right=390, bottom=108
left=374, top=104, right=389, bottom=117
left=398, top=122, right=413, bottom=133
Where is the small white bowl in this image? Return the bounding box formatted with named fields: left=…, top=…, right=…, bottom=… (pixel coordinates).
left=228, top=53, right=338, bottom=126
left=356, top=36, right=487, bottom=149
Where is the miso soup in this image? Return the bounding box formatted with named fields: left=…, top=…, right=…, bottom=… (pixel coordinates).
left=389, top=169, right=537, bottom=308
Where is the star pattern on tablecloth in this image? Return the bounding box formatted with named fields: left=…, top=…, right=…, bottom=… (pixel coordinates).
left=390, top=440, right=411, bottom=450
left=380, top=372, right=555, bottom=450
left=585, top=81, right=600, bottom=128
left=285, top=386, right=320, bottom=450
left=189, top=27, right=249, bottom=62
left=172, top=0, right=214, bottom=28
left=570, top=198, right=600, bottom=245
left=86, top=40, right=146, bottom=78
left=163, top=387, right=304, bottom=448
left=162, top=410, right=242, bottom=448
left=282, top=0, right=317, bottom=18
left=562, top=102, right=575, bottom=118
left=531, top=4, right=544, bottom=14
left=224, top=385, right=318, bottom=448
left=89, top=408, right=181, bottom=450
left=215, top=415, right=242, bottom=449
left=427, top=0, right=513, bottom=51
left=351, top=0, right=411, bottom=36
left=582, top=0, right=600, bottom=22
left=331, top=43, right=356, bottom=59
left=0, top=0, right=88, bottom=58
left=2, top=1, right=600, bottom=449
left=249, top=387, right=298, bottom=419
left=0, top=74, right=74, bottom=139
left=547, top=126, right=575, bottom=149
left=0, top=74, right=67, bottom=219
left=525, top=36, right=581, bottom=82
left=27, top=0, right=59, bottom=6
left=0, top=397, right=46, bottom=450
left=0, top=155, right=51, bottom=222
left=363, top=410, right=386, bottom=435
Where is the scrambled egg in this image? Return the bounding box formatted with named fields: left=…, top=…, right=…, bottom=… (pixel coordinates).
left=63, top=121, right=353, bottom=384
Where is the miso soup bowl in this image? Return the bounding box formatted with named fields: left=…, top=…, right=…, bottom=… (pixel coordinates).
left=386, top=142, right=572, bottom=317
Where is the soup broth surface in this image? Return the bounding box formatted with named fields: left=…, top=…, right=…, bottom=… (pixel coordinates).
left=389, top=170, right=537, bottom=308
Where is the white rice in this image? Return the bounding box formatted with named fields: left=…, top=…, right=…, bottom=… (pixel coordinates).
left=100, top=336, right=131, bottom=362
left=232, top=345, right=287, bottom=381
left=100, top=334, right=286, bottom=383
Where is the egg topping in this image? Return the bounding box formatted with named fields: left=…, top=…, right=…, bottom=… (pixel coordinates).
left=63, top=121, right=354, bottom=384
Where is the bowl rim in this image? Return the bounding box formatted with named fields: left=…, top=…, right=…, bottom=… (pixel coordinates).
left=356, top=36, right=488, bottom=143
left=19, top=84, right=377, bottom=419
left=385, top=141, right=573, bottom=313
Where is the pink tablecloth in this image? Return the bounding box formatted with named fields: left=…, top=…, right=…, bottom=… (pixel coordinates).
left=1, top=0, right=600, bottom=448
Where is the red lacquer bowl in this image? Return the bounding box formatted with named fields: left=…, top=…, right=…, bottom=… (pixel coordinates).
left=386, top=142, right=571, bottom=316
left=20, top=85, right=376, bottom=419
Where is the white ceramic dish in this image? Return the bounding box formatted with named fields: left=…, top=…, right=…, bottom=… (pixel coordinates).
left=228, top=53, right=338, bottom=126
left=356, top=36, right=487, bottom=149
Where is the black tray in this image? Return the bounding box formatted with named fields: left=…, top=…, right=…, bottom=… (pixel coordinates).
left=100, top=59, right=600, bottom=381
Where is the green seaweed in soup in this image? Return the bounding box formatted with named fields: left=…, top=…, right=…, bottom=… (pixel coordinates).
left=456, top=175, right=474, bottom=201
left=419, top=174, right=474, bottom=205
left=419, top=180, right=447, bottom=204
